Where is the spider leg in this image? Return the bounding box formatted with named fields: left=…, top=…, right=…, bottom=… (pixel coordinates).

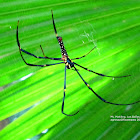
left=39, top=45, right=62, bottom=60
left=19, top=47, right=63, bottom=67
left=71, top=46, right=96, bottom=60
left=62, top=66, right=79, bottom=116
left=51, top=10, right=58, bottom=37
left=40, top=45, right=47, bottom=57
left=16, top=21, right=62, bottom=61
left=74, top=66, right=140, bottom=105
left=74, top=62, right=131, bottom=78
left=20, top=48, right=62, bottom=60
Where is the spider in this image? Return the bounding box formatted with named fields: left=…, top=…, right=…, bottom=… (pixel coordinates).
left=16, top=10, right=140, bottom=116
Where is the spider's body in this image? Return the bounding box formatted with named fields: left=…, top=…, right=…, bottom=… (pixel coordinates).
left=16, top=10, right=140, bottom=116
left=56, top=36, right=74, bottom=69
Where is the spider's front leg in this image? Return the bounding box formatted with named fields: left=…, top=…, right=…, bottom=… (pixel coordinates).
left=16, top=20, right=62, bottom=61
left=16, top=21, right=63, bottom=67
left=51, top=10, right=58, bottom=37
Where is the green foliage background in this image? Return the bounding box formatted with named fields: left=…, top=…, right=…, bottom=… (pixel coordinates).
left=0, top=0, right=140, bottom=140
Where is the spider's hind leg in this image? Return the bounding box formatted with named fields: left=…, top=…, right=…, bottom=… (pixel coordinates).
left=74, top=66, right=140, bottom=106
left=74, top=62, right=131, bottom=78
left=62, top=66, right=79, bottom=116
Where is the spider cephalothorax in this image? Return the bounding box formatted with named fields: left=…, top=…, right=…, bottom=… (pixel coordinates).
left=65, top=58, right=74, bottom=69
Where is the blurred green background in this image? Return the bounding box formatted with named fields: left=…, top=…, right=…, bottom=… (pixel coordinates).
left=0, top=0, right=140, bottom=140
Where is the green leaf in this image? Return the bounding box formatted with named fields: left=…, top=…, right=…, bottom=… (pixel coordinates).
left=0, top=0, right=140, bottom=140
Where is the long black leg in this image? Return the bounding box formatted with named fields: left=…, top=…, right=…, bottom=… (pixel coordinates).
left=21, top=48, right=62, bottom=60
left=17, top=20, right=61, bottom=61
left=51, top=10, right=58, bottom=37
left=19, top=47, right=63, bottom=67
left=62, top=66, right=79, bottom=116
left=74, top=62, right=130, bottom=78
left=74, top=66, right=140, bottom=105
left=17, top=21, right=64, bottom=67
left=39, top=45, right=61, bottom=60
left=71, top=47, right=96, bottom=60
